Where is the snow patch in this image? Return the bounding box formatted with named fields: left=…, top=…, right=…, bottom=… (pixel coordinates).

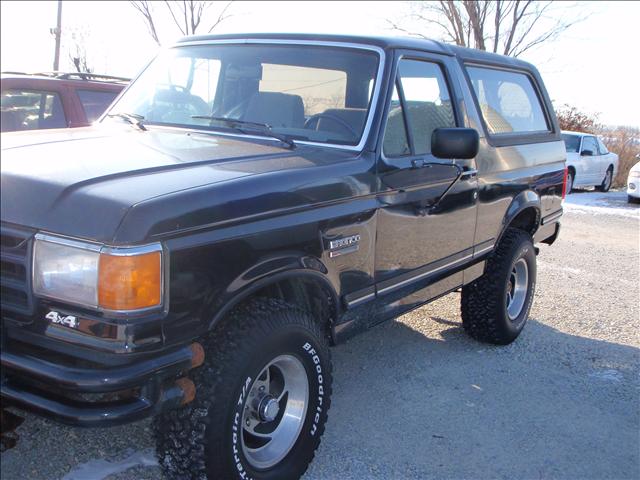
left=563, top=191, right=640, bottom=219
left=537, top=260, right=582, bottom=275
left=61, top=448, right=158, bottom=480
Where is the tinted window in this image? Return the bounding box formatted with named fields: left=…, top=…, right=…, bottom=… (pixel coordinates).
left=467, top=66, right=549, bottom=135
left=1, top=89, right=66, bottom=132
left=77, top=89, right=119, bottom=123
left=383, top=59, right=455, bottom=156
left=562, top=134, right=581, bottom=153
left=582, top=136, right=598, bottom=155
left=597, top=137, right=609, bottom=155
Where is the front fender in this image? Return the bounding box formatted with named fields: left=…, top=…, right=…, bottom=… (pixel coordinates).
left=208, top=254, right=339, bottom=330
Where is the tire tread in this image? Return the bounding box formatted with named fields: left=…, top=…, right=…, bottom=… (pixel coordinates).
left=461, top=228, right=533, bottom=345
left=154, top=298, right=331, bottom=480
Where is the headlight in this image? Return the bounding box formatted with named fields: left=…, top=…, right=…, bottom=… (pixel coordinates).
left=33, top=234, right=163, bottom=312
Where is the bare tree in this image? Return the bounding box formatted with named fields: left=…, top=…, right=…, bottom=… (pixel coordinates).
left=387, top=1, right=584, bottom=57
left=131, top=1, right=161, bottom=44
left=555, top=103, right=601, bottom=134
left=130, top=1, right=233, bottom=45
left=598, top=125, right=640, bottom=187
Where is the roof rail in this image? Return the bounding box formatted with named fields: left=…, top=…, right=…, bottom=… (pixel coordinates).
left=1, top=71, right=130, bottom=83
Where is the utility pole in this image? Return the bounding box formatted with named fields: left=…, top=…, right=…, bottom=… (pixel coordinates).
left=52, top=0, right=62, bottom=71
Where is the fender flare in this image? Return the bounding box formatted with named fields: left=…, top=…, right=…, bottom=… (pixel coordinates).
left=208, top=255, right=340, bottom=331
left=496, top=190, right=542, bottom=245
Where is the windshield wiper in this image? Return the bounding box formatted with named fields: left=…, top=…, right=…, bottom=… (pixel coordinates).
left=191, top=115, right=295, bottom=149
left=107, top=112, right=147, bottom=131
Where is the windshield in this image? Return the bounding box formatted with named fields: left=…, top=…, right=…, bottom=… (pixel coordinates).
left=106, top=43, right=380, bottom=147
left=562, top=133, right=581, bottom=153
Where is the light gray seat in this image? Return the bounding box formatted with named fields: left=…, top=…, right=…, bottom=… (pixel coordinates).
left=243, top=92, right=304, bottom=128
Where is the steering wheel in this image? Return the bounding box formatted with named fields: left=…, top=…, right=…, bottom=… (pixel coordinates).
left=304, top=113, right=358, bottom=138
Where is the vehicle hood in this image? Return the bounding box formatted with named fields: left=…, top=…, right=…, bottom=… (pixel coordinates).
left=629, top=161, right=640, bottom=175
left=1, top=126, right=368, bottom=244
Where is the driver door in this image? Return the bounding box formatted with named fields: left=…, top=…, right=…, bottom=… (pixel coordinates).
left=375, top=53, right=478, bottom=301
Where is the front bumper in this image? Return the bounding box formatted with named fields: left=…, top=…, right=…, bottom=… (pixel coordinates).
left=1, top=342, right=202, bottom=427
left=627, top=180, right=640, bottom=198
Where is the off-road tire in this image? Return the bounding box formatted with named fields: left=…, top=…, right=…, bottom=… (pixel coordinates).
left=461, top=228, right=536, bottom=345
left=154, top=298, right=332, bottom=480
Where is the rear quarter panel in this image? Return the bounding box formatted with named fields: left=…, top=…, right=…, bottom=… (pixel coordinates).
left=451, top=58, right=565, bottom=248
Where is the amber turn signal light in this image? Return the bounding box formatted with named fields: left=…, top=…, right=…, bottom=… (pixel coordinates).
left=98, top=251, right=162, bottom=310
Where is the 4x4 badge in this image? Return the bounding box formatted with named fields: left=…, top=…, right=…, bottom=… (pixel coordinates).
left=45, top=311, right=78, bottom=329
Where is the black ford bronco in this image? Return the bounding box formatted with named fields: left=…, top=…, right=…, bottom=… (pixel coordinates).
left=1, top=34, right=566, bottom=479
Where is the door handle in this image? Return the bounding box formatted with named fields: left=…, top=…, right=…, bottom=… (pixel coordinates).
left=411, top=159, right=433, bottom=169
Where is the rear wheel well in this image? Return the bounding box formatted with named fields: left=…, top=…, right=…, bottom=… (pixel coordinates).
left=506, top=207, right=539, bottom=237
left=232, top=276, right=336, bottom=340
left=567, top=165, right=576, bottom=176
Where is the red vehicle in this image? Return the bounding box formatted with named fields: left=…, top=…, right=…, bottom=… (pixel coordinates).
left=1, top=72, right=128, bottom=132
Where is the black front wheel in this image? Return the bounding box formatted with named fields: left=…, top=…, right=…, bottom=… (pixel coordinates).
left=461, top=228, right=536, bottom=345
left=155, top=298, right=332, bottom=480
left=566, top=171, right=574, bottom=194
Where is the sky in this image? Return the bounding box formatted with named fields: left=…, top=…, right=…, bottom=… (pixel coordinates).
left=1, top=0, right=639, bottom=127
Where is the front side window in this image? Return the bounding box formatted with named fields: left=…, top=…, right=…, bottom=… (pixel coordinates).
left=1, top=89, right=66, bottom=132
left=581, top=136, right=598, bottom=155
left=383, top=84, right=410, bottom=157
left=383, top=59, right=455, bottom=157
left=107, top=44, right=380, bottom=147
left=467, top=66, right=549, bottom=135
left=77, top=89, right=120, bottom=123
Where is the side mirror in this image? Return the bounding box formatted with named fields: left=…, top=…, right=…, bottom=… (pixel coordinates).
left=581, top=149, right=594, bottom=157
left=431, top=128, right=479, bottom=159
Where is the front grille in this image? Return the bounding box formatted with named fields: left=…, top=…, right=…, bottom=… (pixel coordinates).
left=1, top=225, right=35, bottom=316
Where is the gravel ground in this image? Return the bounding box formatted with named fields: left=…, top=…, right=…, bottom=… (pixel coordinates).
left=2, top=190, right=639, bottom=480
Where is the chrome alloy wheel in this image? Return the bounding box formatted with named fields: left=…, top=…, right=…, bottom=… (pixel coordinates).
left=241, top=355, right=309, bottom=470
left=506, top=258, right=529, bottom=321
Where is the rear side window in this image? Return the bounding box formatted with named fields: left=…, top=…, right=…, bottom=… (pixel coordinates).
left=383, top=59, right=456, bottom=157
left=596, top=137, right=609, bottom=155
left=1, top=89, right=67, bottom=132
left=466, top=66, right=549, bottom=135
left=77, top=89, right=120, bottom=123
left=561, top=134, right=581, bottom=153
